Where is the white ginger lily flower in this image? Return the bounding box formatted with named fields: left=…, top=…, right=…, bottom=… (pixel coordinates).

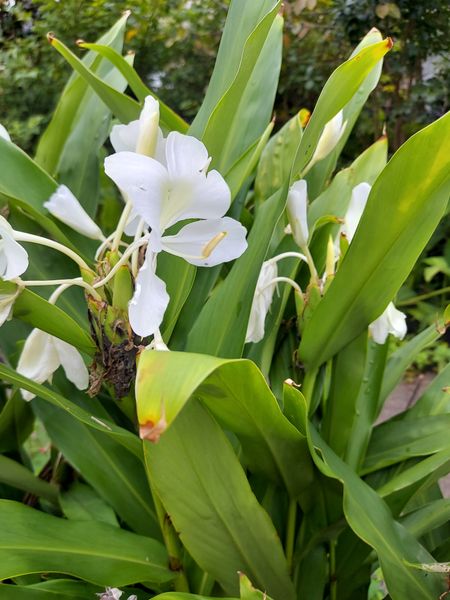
left=338, top=183, right=407, bottom=343
left=0, top=124, right=11, bottom=142
left=369, top=302, right=407, bottom=344
left=341, top=181, right=372, bottom=242
left=17, top=328, right=89, bottom=401
left=44, top=185, right=104, bottom=240
left=0, top=284, right=22, bottom=327
left=245, top=260, right=278, bottom=344
left=310, top=110, right=347, bottom=165
left=97, top=588, right=137, bottom=600
left=110, top=95, right=164, bottom=160
left=286, top=179, right=309, bottom=248
left=0, top=216, right=29, bottom=280
left=105, top=131, right=248, bottom=337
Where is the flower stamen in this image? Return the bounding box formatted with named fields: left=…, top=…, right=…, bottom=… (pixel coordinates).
left=202, top=231, right=227, bottom=258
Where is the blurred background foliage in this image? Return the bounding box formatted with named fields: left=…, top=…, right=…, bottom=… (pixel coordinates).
left=1, top=0, right=449, bottom=368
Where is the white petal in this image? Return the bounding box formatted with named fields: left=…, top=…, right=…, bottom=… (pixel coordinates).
left=53, top=338, right=89, bottom=390
left=0, top=285, right=21, bottom=327
left=311, top=110, right=346, bottom=163
left=136, top=96, right=160, bottom=157
left=0, top=216, right=29, bottom=280
left=104, top=152, right=169, bottom=232
left=44, top=185, right=104, bottom=240
left=165, top=131, right=210, bottom=178
left=16, top=329, right=60, bottom=400
left=161, top=217, right=248, bottom=267
left=159, top=168, right=231, bottom=231
left=342, top=182, right=371, bottom=242
left=286, top=179, right=309, bottom=248
left=129, top=252, right=170, bottom=337
left=245, top=261, right=278, bottom=343
left=110, top=120, right=141, bottom=153
left=0, top=124, right=11, bottom=142
left=369, top=302, right=407, bottom=344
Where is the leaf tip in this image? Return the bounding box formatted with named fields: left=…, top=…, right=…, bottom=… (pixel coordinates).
left=47, top=31, right=56, bottom=44
left=139, top=414, right=167, bottom=443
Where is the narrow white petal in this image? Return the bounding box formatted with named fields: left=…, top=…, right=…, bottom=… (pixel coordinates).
left=0, top=291, right=16, bottom=326
left=311, top=110, right=346, bottom=163
left=53, top=338, right=89, bottom=390
left=161, top=217, right=248, bottom=267
left=0, top=216, right=29, bottom=280
left=110, top=120, right=141, bottom=153
left=342, top=182, right=371, bottom=242
left=287, top=179, right=309, bottom=248
left=245, top=261, right=278, bottom=343
left=165, top=131, right=210, bottom=178
left=136, top=96, right=160, bottom=157
left=159, top=169, right=231, bottom=231
left=104, top=152, right=169, bottom=232
left=0, top=124, right=11, bottom=142
left=16, top=329, right=60, bottom=400
left=129, top=252, right=170, bottom=337
left=44, top=185, right=104, bottom=240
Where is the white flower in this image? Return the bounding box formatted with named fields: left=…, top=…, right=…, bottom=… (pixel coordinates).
left=0, top=124, right=11, bottom=142
left=110, top=95, right=164, bottom=159
left=369, top=302, right=407, bottom=344
left=341, top=182, right=372, bottom=242
left=286, top=179, right=309, bottom=248
left=245, top=260, right=278, bottom=343
left=105, top=131, right=248, bottom=338
left=44, top=185, right=104, bottom=240
left=0, top=216, right=29, bottom=280
left=96, top=588, right=137, bottom=600
left=0, top=283, right=22, bottom=327
left=311, top=110, right=347, bottom=165
left=17, top=329, right=89, bottom=401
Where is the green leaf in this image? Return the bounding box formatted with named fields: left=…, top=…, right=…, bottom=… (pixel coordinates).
left=0, top=580, right=98, bottom=599
left=363, top=415, right=450, bottom=474
left=191, top=0, right=279, bottom=138
left=186, top=184, right=288, bottom=357
left=300, top=112, right=450, bottom=370
left=291, top=37, right=392, bottom=180
left=59, top=481, right=119, bottom=527
left=47, top=35, right=140, bottom=125
left=0, top=500, right=172, bottom=586
left=400, top=499, right=450, bottom=539
left=401, top=362, right=450, bottom=419
left=136, top=351, right=312, bottom=497
left=0, top=363, right=140, bottom=457
left=380, top=323, right=443, bottom=406
left=11, top=286, right=95, bottom=355
left=34, top=396, right=159, bottom=538
left=239, top=573, right=274, bottom=599
left=145, top=400, right=295, bottom=599
left=0, top=455, right=58, bottom=504
left=0, top=389, right=33, bottom=453
left=289, top=384, right=446, bottom=599
left=77, top=42, right=188, bottom=134
left=35, top=13, right=130, bottom=175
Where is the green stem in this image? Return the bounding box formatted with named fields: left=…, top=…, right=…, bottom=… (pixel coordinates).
left=397, top=285, right=450, bottom=306
left=329, top=539, right=337, bottom=600
left=302, top=368, right=318, bottom=413
left=285, top=497, right=297, bottom=573
left=151, top=484, right=190, bottom=592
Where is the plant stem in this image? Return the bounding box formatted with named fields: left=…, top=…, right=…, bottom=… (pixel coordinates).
left=302, top=368, right=318, bottom=413
left=151, top=484, right=190, bottom=592
left=14, top=232, right=92, bottom=273
left=111, top=200, right=133, bottom=252
left=397, top=285, right=450, bottom=306
left=22, top=277, right=101, bottom=300
left=329, top=539, right=337, bottom=600
left=285, top=497, right=297, bottom=573
left=93, top=236, right=148, bottom=288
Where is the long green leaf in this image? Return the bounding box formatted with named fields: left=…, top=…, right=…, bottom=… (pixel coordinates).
left=137, top=351, right=312, bottom=497
left=300, top=112, right=450, bottom=369
left=289, top=384, right=446, bottom=599
left=0, top=455, right=58, bottom=504
left=0, top=500, right=172, bottom=586
left=145, top=400, right=295, bottom=599
left=48, top=35, right=140, bottom=124
left=77, top=41, right=188, bottom=133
